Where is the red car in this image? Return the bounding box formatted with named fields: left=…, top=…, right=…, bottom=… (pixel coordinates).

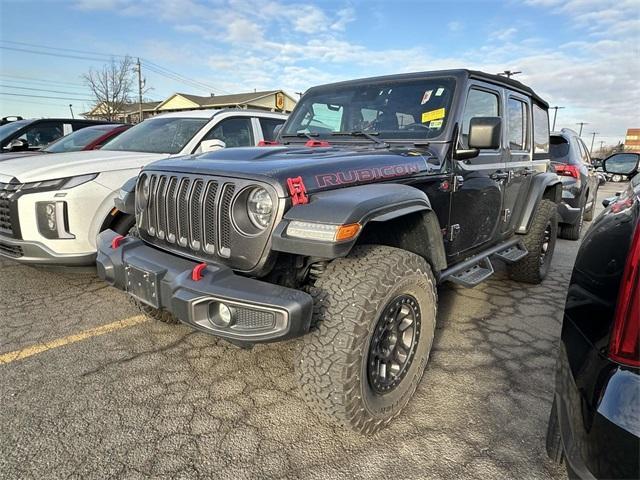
left=0, top=124, right=132, bottom=162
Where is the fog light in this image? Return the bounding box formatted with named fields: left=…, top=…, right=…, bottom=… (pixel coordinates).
left=208, top=302, right=234, bottom=327
left=36, top=201, right=75, bottom=239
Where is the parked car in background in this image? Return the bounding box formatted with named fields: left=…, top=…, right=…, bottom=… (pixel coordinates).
left=0, top=116, right=23, bottom=125
left=550, top=129, right=599, bottom=240
left=0, top=108, right=287, bottom=265
left=0, top=118, right=109, bottom=152
left=0, top=124, right=131, bottom=162
left=546, top=151, right=640, bottom=479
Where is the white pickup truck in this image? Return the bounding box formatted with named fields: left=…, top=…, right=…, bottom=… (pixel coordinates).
left=0, top=108, right=287, bottom=265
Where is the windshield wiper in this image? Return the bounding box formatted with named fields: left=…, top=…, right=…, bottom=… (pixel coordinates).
left=331, top=131, right=390, bottom=148
left=280, top=132, right=319, bottom=141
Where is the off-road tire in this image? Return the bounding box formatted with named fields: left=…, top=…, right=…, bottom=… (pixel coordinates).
left=295, top=245, right=437, bottom=434
left=546, top=397, right=564, bottom=464
left=508, top=199, right=558, bottom=283
left=558, top=204, right=583, bottom=241
left=111, top=213, right=136, bottom=235
left=126, top=226, right=180, bottom=324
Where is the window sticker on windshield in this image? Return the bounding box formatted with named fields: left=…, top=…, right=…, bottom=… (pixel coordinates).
left=429, top=119, right=443, bottom=128
left=435, top=88, right=445, bottom=96
left=422, top=108, right=446, bottom=123
left=421, top=90, right=433, bottom=104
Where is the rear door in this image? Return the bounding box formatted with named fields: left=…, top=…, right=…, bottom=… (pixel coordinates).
left=447, top=82, right=506, bottom=259
left=501, top=92, right=533, bottom=235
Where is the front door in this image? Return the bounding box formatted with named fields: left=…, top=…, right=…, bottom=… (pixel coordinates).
left=447, top=83, right=506, bottom=261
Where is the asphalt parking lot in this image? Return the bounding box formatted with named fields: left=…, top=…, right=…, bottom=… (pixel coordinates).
left=0, top=182, right=623, bottom=479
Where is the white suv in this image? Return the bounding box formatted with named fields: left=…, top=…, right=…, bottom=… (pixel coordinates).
left=0, top=109, right=287, bottom=265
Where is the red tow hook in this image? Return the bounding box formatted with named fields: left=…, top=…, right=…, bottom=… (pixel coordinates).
left=257, top=140, right=280, bottom=146
left=192, top=262, right=207, bottom=281
left=111, top=235, right=126, bottom=249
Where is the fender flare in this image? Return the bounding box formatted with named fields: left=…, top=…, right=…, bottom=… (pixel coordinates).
left=113, top=176, right=137, bottom=215
left=271, top=183, right=446, bottom=267
left=515, top=172, right=561, bottom=233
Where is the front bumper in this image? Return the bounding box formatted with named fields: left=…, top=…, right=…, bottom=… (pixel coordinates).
left=0, top=234, right=96, bottom=265
left=96, top=229, right=313, bottom=344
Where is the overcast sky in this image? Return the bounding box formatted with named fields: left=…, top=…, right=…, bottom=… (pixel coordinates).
left=1, top=0, right=638, bottom=147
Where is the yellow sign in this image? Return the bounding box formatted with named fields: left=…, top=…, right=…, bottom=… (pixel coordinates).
left=276, top=92, right=285, bottom=110
left=422, top=108, right=446, bottom=123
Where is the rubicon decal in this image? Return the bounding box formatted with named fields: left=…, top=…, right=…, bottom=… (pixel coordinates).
left=315, top=162, right=422, bottom=188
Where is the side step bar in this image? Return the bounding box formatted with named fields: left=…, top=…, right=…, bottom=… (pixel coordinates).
left=439, top=238, right=528, bottom=287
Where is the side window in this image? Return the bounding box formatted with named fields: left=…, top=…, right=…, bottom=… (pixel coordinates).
left=202, top=117, right=254, bottom=148
left=461, top=88, right=499, bottom=149
left=507, top=97, right=529, bottom=151
left=577, top=139, right=591, bottom=165
left=259, top=118, right=285, bottom=141
left=532, top=105, right=549, bottom=154
left=18, top=122, right=64, bottom=148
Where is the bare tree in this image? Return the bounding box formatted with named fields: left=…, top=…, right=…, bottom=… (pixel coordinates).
left=83, top=56, right=135, bottom=121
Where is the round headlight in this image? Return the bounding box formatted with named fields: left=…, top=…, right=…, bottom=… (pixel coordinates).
left=137, top=175, right=150, bottom=210
left=247, top=187, right=273, bottom=229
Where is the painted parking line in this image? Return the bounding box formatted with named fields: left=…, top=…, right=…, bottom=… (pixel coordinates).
left=0, top=315, right=149, bottom=365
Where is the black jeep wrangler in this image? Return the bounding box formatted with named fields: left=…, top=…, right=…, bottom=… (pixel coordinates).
left=97, top=69, right=561, bottom=434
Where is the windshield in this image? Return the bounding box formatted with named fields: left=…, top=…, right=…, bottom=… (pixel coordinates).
left=282, top=77, right=456, bottom=141
left=102, top=117, right=208, bottom=154
left=44, top=126, right=115, bottom=153
left=0, top=119, right=30, bottom=141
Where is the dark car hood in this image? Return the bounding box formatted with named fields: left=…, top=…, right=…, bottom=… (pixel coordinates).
left=0, top=151, right=44, bottom=162
left=145, top=145, right=441, bottom=196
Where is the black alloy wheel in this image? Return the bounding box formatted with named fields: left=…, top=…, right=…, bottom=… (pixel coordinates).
left=368, top=295, right=421, bottom=394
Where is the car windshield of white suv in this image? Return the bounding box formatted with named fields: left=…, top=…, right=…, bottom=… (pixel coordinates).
left=0, top=119, right=30, bottom=143
left=282, top=77, right=456, bottom=141
left=102, top=117, right=208, bottom=154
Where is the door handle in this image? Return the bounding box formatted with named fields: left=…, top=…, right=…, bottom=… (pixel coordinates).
left=490, top=171, right=510, bottom=180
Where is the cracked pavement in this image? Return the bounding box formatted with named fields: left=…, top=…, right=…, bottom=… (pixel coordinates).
left=0, top=183, right=621, bottom=479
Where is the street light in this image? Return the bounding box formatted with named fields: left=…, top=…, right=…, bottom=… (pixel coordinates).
left=550, top=106, right=564, bottom=131
left=589, top=132, right=599, bottom=154
left=576, top=122, right=588, bottom=137
left=69, top=104, right=74, bottom=119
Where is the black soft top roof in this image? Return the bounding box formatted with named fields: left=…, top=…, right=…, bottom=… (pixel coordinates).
left=307, top=69, right=549, bottom=109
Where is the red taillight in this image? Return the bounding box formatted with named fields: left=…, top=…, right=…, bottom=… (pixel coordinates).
left=554, top=164, right=580, bottom=178
left=608, top=224, right=640, bottom=367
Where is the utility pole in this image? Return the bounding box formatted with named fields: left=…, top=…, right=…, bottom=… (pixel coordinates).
left=69, top=104, right=74, bottom=119
left=550, top=106, right=564, bottom=131
left=497, top=70, right=522, bottom=78
left=136, top=58, right=143, bottom=123
left=589, top=132, right=599, bottom=154
left=576, top=122, right=588, bottom=137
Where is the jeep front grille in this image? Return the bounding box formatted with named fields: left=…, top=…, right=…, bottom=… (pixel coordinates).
left=137, top=172, right=278, bottom=272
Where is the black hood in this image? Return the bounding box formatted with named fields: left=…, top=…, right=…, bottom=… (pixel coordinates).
left=145, top=145, right=443, bottom=196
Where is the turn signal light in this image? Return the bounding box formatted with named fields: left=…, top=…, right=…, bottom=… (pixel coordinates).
left=336, top=223, right=361, bottom=241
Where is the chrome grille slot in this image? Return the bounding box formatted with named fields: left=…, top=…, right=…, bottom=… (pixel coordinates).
left=202, top=181, right=219, bottom=254
left=176, top=178, right=191, bottom=247
left=166, top=176, right=178, bottom=243
left=219, top=183, right=235, bottom=256
left=147, top=175, right=158, bottom=236
left=189, top=179, right=204, bottom=250
left=155, top=176, right=168, bottom=240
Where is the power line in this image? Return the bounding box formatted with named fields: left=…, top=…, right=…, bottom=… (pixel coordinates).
left=0, top=73, right=84, bottom=88
left=0, top=84, right=91, bottom=97
left=0, top=92, right=94, bottom=102
left=0, top=40, right=229, bottom=95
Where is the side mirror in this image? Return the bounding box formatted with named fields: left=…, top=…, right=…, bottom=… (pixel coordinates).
left=9, top=138, right=29, bottom=152
left=200, top=139, right=226, bottom=153
left=468, top=117, right=501, bottom=150
left=603, top=153, right=639, bottom=176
